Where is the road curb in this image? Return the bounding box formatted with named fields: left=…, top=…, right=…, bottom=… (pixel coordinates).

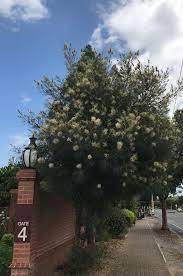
left=146, top=220, right=167, bottom=264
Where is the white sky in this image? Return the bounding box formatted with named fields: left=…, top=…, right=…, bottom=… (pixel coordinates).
left=91, top=0, right=183, bottom=111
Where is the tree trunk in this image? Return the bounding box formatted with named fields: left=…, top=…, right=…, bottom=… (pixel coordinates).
left=161, top=198, right=169, bottom=230
left=85, top=207, right=96, bottom=245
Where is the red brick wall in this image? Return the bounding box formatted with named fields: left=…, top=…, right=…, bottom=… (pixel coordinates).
left=30, top=191, right=75, bottom=276
left=11, top=170, right=76, bottom=276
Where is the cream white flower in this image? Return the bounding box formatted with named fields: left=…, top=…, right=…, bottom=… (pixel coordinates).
left=104, top=153, right=109, bottom=159
left=145, top=128, right=151, bottom=134
left=76, top=163, right=82, bottom=169
left=103, top=128, right=108, bottom=135
left=130, top=154, right=138, bottom=162
left=122, top=182, right=126, bottom=187
left=55, top=112, right=61, bottom=118
left=84, top=129, right=89, bottom=134
left=49, top=118, right=57, bottom=124
left=73, top=145, right=79, bottom=151
left=54, top=100, right=60, bottom=105
left=53, top=138, right=59, bottom=144
left=57, top=131, right=62, bottom=137
left=150, top=132, right=156, bottom=138
left=117, top=141, right=123, bottom=151
left=88, top=154, right=92, bottom=160
left=153, top=162, right=160, bottom=168
left=149, top=114, right=155, bottom=121
left=123, top=172, right=128, bottom=177
left=152, top=142, right=156, bottom=147
left=102, top=142, right=107, bottom=147
left=91, top=116, right=96, bottom=122
left=136, top=116, right=141, bottom=121
left=97, top=183, right=102, bottom=189
left=129, top=113, right=135, bottom=119
left=92, top=142, right=100, bottom=148
left=111, top=108, right=116, bottom=115
left=115, top=122, right=121, bottom=129
left=68, top=88, right=75, bottom=95
left=95, top=118, right=102, bottom=126
left=63, top=106, right=70, bottom=112
left=49, top=163, right=54, bottom=168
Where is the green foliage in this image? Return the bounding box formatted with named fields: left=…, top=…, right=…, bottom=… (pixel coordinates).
left=0, top=234, right=13, bottom=276
left=0, top=208, right=9, bottom=239
left=20, top=46, right=178, bottom=203
left=104, top=207, right=128, bottom=238
left=95, top=216, right=112, bottom=242
left=0, top=165, right=18, bottom=206
left=64, top=243, right=107, bottom=274
left=1, top=234, right=14, bottom=247
left=121, top=209, right=136, bottom=226
left=97, top=229, right=112, bottom=241
left=178, top=195, right=183, bottom=206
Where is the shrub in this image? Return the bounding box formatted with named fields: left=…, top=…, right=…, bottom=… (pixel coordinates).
left=121, top=209, right=136, bottom=226
left=1, top=234, right=14, bottom=247
left=64, top=243, right=107, bottom=274
left=96, top=228, right=112, bottom=242
left=105, top=207, right=128, bottom=238
left=95, top=216, right=112, bottom=242
left=0, top=209, right=9, bottom=239
left=0, top=234, right=13, bottom=276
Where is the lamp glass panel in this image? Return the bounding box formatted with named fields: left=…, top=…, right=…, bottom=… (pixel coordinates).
left=24, top=149, right=31, bottom=167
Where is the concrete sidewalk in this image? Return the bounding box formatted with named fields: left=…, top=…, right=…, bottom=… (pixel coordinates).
left=109, top=218, right=171, bottom=276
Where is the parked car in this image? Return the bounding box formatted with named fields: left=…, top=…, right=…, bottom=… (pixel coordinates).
left=177, top=208, right=183, bottom=212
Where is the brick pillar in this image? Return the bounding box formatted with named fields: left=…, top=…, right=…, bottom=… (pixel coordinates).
left=10, top=169, right=38, bottom=276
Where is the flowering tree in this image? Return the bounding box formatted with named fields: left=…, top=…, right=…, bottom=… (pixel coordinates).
left=20, top=45, right=180, bottom=242
left=146, top=116, right=178, bottom=230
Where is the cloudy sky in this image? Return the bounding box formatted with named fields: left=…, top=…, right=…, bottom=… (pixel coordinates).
left=0, top=0, right=182, bottom=166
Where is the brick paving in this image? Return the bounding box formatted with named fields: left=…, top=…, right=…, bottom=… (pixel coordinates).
left=108, top=219, right=171, bottom=276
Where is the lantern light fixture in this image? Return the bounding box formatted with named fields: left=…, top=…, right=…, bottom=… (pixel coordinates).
left=23, top=134, right=38, bottom=168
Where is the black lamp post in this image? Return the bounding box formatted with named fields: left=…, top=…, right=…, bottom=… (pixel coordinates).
left=23, top=134, right=38, bottom=168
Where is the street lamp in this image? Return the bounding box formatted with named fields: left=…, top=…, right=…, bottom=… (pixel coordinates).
left=23, top=134, right=38, bottom=168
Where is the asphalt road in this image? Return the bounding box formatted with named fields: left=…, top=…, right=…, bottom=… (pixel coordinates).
left=155, top=208, right=183, bottom=238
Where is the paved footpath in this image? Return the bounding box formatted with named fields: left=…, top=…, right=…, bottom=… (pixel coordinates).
left=108, top=219, right=171, bottom=276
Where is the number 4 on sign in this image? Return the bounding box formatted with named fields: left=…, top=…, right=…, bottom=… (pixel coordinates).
left=18, top=227, right=27, bottom=242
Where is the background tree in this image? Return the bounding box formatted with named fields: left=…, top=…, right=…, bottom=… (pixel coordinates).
left=0, top=164, right=18, bottom=207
